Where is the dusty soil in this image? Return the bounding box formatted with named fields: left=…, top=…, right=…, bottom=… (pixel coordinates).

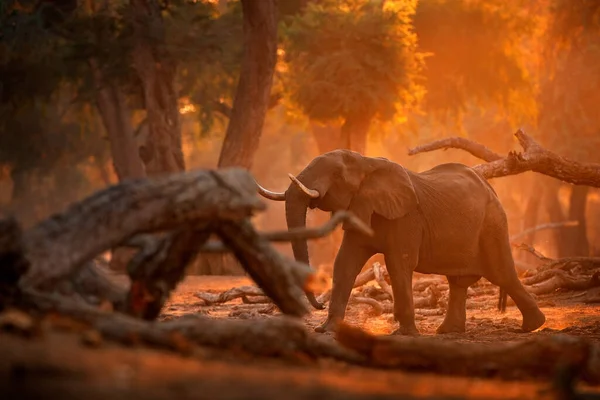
left=2, top=275, right=600, bottom=399
left=163, top=276, right=600, bottom=342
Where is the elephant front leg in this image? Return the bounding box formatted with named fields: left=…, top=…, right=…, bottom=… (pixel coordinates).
left=436, top=275, right=480, bottom=334
left=315, top=234, right=374, bottom=333
left=385, top=252, right=419, bottom=336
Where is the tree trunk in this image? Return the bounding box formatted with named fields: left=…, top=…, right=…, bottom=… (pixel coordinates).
left=217, top=0, right=278, bottom=169
left=341, top=112, right=373, bottom=155
left=518, top=179, right=543, bottom=265
left=130, top=0, right=185, bottom=176
left=310, top=120, right=342, bottom=154
left=93, top=78, right=145, bottom=272
left=93, top=78, right=146, bottom=181
left=543, top=180, right=568, bottom=258
left=563, top=185, right=590, bottom=257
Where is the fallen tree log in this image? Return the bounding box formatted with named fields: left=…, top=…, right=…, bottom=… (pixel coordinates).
left=12, top=168, right=374, bottom=318
left=14, top=290, right=364, bottom=363
left=21, top=168, right=265, bottom=290
left=408, top=129, right=600, bottom=186
left=526, top=270, right=600, bottom=296
left=335, top=323, right=600, bottom=383
left=195, top=286, right=266, bottom=305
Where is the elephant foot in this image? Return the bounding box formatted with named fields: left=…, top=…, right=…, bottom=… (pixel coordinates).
left=314, top=318, right=339, bottom=333
left=391, top=325, right=420, bottom=336
left=435, top=320, right=466, bottom=335
left=521, top=307, right=546, bottom=332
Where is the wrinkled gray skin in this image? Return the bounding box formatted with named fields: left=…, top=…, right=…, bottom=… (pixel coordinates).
left=258, top=150, right=546, bottom=335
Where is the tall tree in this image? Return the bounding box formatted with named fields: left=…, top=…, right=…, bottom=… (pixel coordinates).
left=282, top=0, right=423, bottom=155
left=130, top=0, right=186, bottom=175
left=85, top=0, right=146, bottom=181
left=537, top=0, right=600, bottom=257
left=217, top=0, right=278, bottom=169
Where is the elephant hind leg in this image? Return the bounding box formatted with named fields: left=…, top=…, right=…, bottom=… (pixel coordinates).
left=436, top=275, right=480, bottom=334
left=490, top=274, right=546, bottom=332
left=480, top=227, right=545, bottom=332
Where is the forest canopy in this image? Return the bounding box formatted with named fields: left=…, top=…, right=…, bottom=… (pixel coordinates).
left=1, top=0, right=600, bottom=262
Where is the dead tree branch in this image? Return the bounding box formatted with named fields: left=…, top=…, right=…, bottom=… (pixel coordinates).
left=408, top=137, right=503, bottom=162
left=514, top=243, right=554, bottom=263
left=199, top=211, right=374, bottom=253
left=510, top=221, right=579, bottom=243
left=195, top=286, right=265, bottom=305
left=373, top=262, right=393, bottom=298
left=525, top=271, right=600, bottom=296
left=409, top=129, right=600, bottom=186
left=263, top=211, right=374, bottom=241
left=215, top=220, right=317, bottom=316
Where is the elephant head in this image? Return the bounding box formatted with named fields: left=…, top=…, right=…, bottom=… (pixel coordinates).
left=256, top=150, right=419, bottom=309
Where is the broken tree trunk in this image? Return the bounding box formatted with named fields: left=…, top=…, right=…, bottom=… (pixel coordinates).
left=408, top=129, right=600, bottom=186
left=124, top=227, right=211, bottom=320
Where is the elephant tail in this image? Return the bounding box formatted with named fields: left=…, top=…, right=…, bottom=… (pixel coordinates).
left=497, top=287, right=508, bottom=313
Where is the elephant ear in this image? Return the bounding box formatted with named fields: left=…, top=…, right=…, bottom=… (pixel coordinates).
left=343, top=162, right=419, bottom=231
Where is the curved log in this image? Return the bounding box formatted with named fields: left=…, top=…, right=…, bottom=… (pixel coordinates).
left=21, top=169, right=265, bottom=290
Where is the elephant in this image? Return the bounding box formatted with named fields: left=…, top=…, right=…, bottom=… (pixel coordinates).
left=255, top=149, right=546, bottom=335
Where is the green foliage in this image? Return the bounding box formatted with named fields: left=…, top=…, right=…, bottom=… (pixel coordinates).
left=414, top=0, right=538, bottom=122
left=0, top=1, right=110, bottom=176
left=171, top=1, right=244, bottom=135
left=282, top=0, right=424, bottom=124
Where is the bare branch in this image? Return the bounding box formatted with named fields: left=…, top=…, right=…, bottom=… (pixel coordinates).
left=514, top=243, right=554, bottom=263
left=199, top=211, right=374, bottom=253
left=263, top=211, right=374, bottom=241
left=510, top=221, right=579, bottom=243
left=373, top=262, right=393, bottom=298
left=195, top=286, right=265, bottom=305
left=408, top=137, right=503, bottom=162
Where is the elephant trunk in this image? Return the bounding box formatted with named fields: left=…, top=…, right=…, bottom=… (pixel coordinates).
left=285, top=190, right=325, bottom=310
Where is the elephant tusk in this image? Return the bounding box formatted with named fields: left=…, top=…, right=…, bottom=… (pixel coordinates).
left=288, top=173, right=320, bottom=199
left=255, top=180, right=286, bottom=201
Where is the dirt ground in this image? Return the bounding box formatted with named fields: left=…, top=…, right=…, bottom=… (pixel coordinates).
left=163, top=276, right=600, bottom=342
left=2, top=275, right=600, bottom=399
